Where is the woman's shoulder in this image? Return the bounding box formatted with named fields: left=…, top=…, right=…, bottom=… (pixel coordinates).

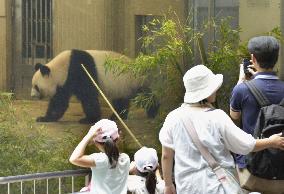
left=90, top=152, right=108, bottom=160
left=119, top=152, right=130, bottom=159
left=164, top=106, right=184, bottom=122
left=204, top=109, right=233, bottom=124
left=207, top=108, right=228, bottom=117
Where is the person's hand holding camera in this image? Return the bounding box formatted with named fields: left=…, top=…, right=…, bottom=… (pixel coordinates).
left=237, top=59, right=257, bottom=84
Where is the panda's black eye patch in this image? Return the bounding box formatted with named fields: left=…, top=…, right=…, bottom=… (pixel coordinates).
left=34, top=85, right=40, bottom=92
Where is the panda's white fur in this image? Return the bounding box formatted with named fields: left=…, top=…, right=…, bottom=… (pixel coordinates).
left=31, top=50, right=71, bottom=98
left=31, top=49, right=146, bottom=123
left=86, top=50, right=141, bottom=100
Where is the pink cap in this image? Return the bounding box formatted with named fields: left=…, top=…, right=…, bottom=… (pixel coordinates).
left=92, top=119, right=119, bottom=143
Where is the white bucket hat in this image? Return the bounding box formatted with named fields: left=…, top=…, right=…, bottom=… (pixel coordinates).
left=92, top=119, right=119, bottom=143
left=134, top=147, right=158, bottom=173
left=183, top=65, right=223, bottom=103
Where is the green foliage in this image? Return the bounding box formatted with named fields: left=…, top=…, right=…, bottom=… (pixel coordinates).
left=0, top=93, right=86, bottom=193
left=205, top=17, right=241, bottom=111
left=106, top=13, right=197, bottom=116
left=106, top=13, right=242, bottom=116
left=207, top=18, right=240, bottom=71
left=0, top=93, right=78, bottom=176
left=106, top=12, right=283, bottom=121
left=132, top=92, right=159, bottom=112
left=267, top=26, right=284, bottom=43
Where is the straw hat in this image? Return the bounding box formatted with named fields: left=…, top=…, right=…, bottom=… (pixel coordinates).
left=183, top=65, right=223, bottom=103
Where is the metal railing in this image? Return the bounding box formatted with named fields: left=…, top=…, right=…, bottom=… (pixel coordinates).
left=0, top=169, right=91, bottom=194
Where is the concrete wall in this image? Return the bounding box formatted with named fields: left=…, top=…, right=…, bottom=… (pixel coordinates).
left=121, top=0, right=186, bottom=57
left=52, top=0, right=186, bottom=58
left=239, top=0, right=282, bottom=73
left=239, top=0, right=280, bottom=41
left=53, top=0, right=114, bottom=55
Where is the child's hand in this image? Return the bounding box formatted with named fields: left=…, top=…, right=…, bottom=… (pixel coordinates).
left=86, top=126, right=103, bottom=141
left=129, top=161, right=137, bottom=175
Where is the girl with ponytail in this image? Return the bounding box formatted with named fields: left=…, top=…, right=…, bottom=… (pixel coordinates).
left=70, top=119, right=130, bottom=194
left=128, top=147, right=165, bottom=194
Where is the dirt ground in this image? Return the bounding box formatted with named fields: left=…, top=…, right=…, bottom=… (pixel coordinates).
left=13, top=99, right=161, bottom=153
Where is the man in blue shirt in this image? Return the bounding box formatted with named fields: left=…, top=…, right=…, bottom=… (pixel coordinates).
left=230, top=36, right=284, bottom=193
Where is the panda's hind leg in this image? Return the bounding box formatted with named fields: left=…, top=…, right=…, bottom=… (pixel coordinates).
left=110, top=98, right=130, bottom=120
left=76, top=89, right=101, bottom=124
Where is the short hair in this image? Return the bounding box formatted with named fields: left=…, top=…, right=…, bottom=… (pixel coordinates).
left=248, top=36, right=279, bottom=69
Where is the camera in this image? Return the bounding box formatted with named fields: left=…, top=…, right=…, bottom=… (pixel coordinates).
left=243, top=58, right=252, bottom=75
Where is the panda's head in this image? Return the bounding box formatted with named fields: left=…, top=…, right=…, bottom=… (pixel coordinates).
left=31, top=63, right=56, bottom=99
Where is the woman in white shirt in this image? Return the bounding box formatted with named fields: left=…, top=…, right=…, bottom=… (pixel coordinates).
left=70, top=119, right=130, bottom=194
left=159, top=65, right=284, bottom=194
left=128, top=147, right=165, bottom=194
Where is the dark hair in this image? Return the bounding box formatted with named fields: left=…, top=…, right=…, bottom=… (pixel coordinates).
left=198, top=99, right=208, bottom=105
left=103, top=138, right=119, bottom=168
left=248, top=36, right=279, bottom=69
left=137, top=169, right=157, bottom=194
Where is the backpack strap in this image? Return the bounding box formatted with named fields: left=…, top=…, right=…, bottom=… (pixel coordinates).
left=244, top=80, right=271, bottom=107
left=179, top=109, right=219, bottom=169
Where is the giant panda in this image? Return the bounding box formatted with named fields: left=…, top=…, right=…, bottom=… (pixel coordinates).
left=31, top=49, right=158, bottom=123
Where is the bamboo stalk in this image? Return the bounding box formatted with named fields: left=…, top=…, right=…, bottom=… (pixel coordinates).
left=197, top=37, right=208, bottom=65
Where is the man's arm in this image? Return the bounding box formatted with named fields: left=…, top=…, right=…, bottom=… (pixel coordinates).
left=230, top=108, right=241, bottom=120
left=253, top=133, right=284, bottom=152
left=230, top=64, right=244, bottom=121
left=161, top=146, right=176, bottom=194
left=230, top=108, right=242, bottom=127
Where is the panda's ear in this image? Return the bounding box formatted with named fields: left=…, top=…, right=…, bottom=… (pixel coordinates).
left=35, top=63, right=50, bottom=76
left=35, top=63, right=43, bottom=71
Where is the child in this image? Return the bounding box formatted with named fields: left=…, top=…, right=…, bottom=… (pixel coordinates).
left=69, top=119, right=130, bottom=194
left=128, top=147, right=165, bottom=194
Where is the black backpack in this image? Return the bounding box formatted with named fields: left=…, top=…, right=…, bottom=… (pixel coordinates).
left=245, top=80, right=284, bottom=180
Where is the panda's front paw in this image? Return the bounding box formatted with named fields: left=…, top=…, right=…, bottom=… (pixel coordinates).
left=36, top=116, right=56, bottom=122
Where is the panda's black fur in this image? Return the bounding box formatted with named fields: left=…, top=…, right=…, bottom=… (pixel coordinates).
left=32, top=49, right=158, bottom=123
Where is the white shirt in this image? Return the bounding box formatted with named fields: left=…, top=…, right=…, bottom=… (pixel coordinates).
left=89, top=152, right=130, bottom=194
left=128, top=175, right=165, bottom=194
left=159, top=105, right=256, bottom=194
